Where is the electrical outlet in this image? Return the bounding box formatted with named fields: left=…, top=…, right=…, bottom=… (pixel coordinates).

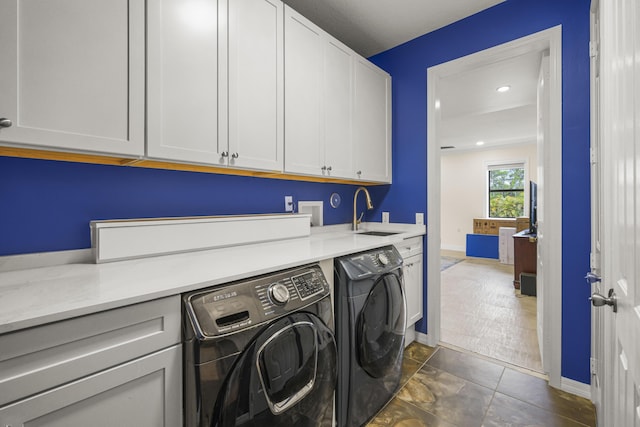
left=415, top=212, right=424, bottom=225
left=382, top=212, right=390, bottom=223
left=285, top=196, right=293, bottom=212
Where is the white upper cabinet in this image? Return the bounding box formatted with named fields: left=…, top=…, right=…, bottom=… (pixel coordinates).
left=283, top=8, right=324, bottom=176
left=0, top=0, right=145, bottom=156
left=285, top=6, right=390, bottom=182
left=284, top=6, right=354, bottom=180
left=353, top=58, right=392, bottom=183
left=323, top=39, right=354, bottom=179
left=147, top=0, right=220, bottom=164
left=224, top=0, right=284, bottom=171
left=148, top=0, right=283, bottom=172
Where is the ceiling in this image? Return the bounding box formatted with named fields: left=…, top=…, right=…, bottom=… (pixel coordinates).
left=281, top=0, right=506, bottom=58
left=281, top=0, right=540, bottom=153
left=439, top=50, right=541, bottom=151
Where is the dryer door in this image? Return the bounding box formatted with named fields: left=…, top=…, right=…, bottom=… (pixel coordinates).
left=212, top=312, right=336, bottom=427
left=356, top=272, right=406, bottom=378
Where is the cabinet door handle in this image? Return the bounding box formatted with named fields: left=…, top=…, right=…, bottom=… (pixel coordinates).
left=221, top=151, right=229, bottom=157
left=326, top=166, right=332, bottom=171
left=321, top=166, right=327, bottom=171
left=0, top=118, right=12, bottom=128
left=231, top=152, right=239, bottom=159
left=356, top=170, right=362, bottom=176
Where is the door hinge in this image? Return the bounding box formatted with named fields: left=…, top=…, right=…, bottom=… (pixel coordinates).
left=590, top=252, right=600, bottom=270
left=589, top=40, right=599, bottom=59
left=590, top=357, right=598, bottom=376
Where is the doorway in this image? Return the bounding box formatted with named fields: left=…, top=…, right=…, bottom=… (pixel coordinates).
left=425, top=26, right=563, bottom=387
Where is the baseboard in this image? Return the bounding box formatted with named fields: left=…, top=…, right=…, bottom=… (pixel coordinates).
left=414, top=331, right=436, bottom=347
left=441, top=244, right=465, bottom=252
left=560, top=377, right=591, bottom=399
left=0, top=248, right=93, bottom=273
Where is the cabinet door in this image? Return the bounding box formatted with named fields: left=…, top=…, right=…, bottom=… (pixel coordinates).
left=283, top=6, right=324, bottom=176
left=225, top=0, right=284, bottom=171
left=0, top=345, right=182, bottom=427
left=353, top=58, right=392, bottom=183
left=0, top=0, right=144, bottom=156
left=323, top=39, right=354, bottom=179
left=403, top=253, right=424, bottom=325
left=147, top=0, right=222, bottom=164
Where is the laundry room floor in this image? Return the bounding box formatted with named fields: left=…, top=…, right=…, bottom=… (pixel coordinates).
left=366, top=342, right=596, bottom=427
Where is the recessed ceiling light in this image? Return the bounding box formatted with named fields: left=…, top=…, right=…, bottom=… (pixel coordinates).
left=476, top=141, right=485, bottom=146
left=496, top=85, right=511, bottom=93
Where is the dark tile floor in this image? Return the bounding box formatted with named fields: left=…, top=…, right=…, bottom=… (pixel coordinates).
left=367, top=342, right=597, bottom=427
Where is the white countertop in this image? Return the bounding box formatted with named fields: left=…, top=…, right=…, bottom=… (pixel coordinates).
left=0, top=222, right=425, bottom=334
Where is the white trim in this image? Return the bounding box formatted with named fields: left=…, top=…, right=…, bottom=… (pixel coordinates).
left=441, top=244, right=465, bottom=252
left=484, top=159, right=528, bottom=218
left=561, top=377, right=592, bottom=400
left=0, top=249, right=93, bottom=273
left=427, top=25, right=563, bottom=387
left=414, top=331, right=431, bottom=347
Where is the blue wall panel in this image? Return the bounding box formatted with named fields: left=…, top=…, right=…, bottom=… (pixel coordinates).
left=0, top=0, right=592, bottom=384
left=369, top=0, right=591, bottom=383
left=0, top=156, right=389, bottom=255
left=466, top=234, right=499, bottom=259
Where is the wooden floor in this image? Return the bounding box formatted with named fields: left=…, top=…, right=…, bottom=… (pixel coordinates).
left=440, top=251, right=543, bottom=373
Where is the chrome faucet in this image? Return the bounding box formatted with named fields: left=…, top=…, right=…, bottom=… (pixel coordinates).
left=353, top=186, right=373, bottom=231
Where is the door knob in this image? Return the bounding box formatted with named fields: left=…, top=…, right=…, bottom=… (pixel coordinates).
left=585, top=272, right=602, bottom=284
left=590, top=289, right=617, bottom=313
left=0, top=118, right=12, bottom=128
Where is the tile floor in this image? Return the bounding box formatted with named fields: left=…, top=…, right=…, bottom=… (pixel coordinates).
left=440, top=252, right=542, bottom=372
left=367, top=342, right=597, bottom=427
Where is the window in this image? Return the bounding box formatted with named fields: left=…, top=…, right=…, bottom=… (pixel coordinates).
left=488, top=164, right=525, bottom=218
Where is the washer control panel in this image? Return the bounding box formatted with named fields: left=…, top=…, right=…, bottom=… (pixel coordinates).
left=186, top=264, right=331, bottom=338
left=291, top=269, right=326, bottom=300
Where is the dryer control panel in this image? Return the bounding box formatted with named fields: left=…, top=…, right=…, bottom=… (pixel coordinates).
left=337, top=245, right=403, bottom=281
left=184, top=264, right=330, bottom=338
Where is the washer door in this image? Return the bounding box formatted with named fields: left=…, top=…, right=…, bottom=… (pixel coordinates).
left=212, top=312, right=336, bottom=427
left=357, top=272, right=406, bottom=378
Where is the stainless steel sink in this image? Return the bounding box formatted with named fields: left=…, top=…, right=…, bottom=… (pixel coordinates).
left=357, top=231, right=399, bottom=236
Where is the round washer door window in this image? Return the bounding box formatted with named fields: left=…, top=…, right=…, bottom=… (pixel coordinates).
left=357, top=272, right=406, bottom=378
left=212, top=312, right=337, bottom=427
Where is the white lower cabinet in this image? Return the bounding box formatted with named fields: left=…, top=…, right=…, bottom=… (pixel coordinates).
left=0, top=296, right=182, bottom=427
left=0, top=345, right=182, bottom=427
left=403, top=253, right=424, bottom=326
left=395, top=237, right=424, bottom=343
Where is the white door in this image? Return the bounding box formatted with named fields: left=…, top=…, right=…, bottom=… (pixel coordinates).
left=536, top=53, right=550, bottom=372
left=594, top=0, right=640, bottom=425
left=226, top=0, right=283, bottom=172
left=147, top=0, right=220, bottom=164
left=589, top=0, right=606, bottom=421
left=323, top=39, right=354, bottom=179
left=283, top=7, right=324, bottom=177
left=0, top=0, right=145, bottom=156
left=353, top=58, right=392, bottom=183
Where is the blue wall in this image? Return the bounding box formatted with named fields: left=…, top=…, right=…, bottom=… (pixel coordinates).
left=0, top=0, right=592, bottom=384
left=0, top=156, right=389, bottom=255
left=370, top=0, right=592, bottom=383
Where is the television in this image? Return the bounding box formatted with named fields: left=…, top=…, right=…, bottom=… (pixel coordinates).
left=529, top=180, right=537, bottom=235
